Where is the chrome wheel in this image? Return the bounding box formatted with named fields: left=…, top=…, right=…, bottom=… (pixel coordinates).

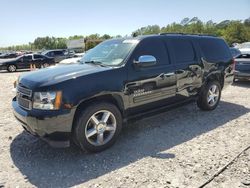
left=85, top=110, right=117, bottom=146
left=8, top=65, right=16, bottom=72
left=207, top=84, right=219, bottom=106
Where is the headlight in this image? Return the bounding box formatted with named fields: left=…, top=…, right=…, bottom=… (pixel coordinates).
left=33, top=91, right=62, bottom=110
left=14, top=76, right=20, bottom=88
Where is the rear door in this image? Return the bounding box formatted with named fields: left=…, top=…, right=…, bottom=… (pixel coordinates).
left=166, top=37, right=202, bottom=99
left=126, top=37, right=177, bottom=114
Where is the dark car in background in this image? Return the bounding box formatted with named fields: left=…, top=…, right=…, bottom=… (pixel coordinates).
left=0, top=52, right=18, bottom=59
left=234, top=53, right=250, bottom=81
left=41, top=49, right=69, bottom=63
left=0, top=54, right=55, bottom=72
left=12, top=34, right=234, bottom=152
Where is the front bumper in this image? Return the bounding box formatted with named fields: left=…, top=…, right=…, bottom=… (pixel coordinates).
left=12, top=97, right=76, bottom=148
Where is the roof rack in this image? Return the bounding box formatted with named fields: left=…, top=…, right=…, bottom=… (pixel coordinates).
left=159, top=33, right=217, bottom=37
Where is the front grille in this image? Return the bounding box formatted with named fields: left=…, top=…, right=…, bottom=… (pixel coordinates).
left=17, top=85, right=32, bottom=110
left=17, top=85, right=32, bottom=97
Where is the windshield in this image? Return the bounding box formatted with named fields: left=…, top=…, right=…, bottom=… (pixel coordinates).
left=41, top=51, right=49, bottom=55
left=80, top=39, right=138, bottom=66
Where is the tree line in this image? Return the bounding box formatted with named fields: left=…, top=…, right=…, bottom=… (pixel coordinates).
left=1, top=17, right=250, bottom=51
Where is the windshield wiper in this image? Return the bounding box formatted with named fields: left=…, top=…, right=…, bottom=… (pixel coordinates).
left=84, top=61, right=107, bottom=67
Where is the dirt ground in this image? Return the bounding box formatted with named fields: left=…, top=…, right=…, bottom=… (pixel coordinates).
left=0, top=71, right=249, bottom=188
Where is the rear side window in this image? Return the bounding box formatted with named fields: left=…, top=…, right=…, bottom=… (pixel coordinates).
left=132, top=38, right=170, bottom=66
left=169, top=39, right=195, bottom=63
left=199, top=38, right=232, bottom=61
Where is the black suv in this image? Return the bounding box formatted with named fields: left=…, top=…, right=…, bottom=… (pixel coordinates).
left=12, top=34, right=234, bottom=152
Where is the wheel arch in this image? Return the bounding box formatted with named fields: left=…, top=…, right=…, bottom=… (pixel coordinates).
left=205, top=71, right=224, bottom=89
left=7, top=64, right=18, bottom=72
left=71, top=93, right=125, bottom=132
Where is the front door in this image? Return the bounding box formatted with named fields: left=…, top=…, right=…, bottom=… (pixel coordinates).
left=125, top=37, right=177, bottom=115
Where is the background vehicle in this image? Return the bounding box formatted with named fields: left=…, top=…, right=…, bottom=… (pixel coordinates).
left=234, top=53, right=250, bottom=81
left=0, top=54, right=54, bottom=72
left=41, top=49, right=69, bottom=63
left=238, top=42, right=250, bottom=54
left=12, top=34, right=234, bottom=152
left=58, top=53, right=85, bottom=65
left=0, top=52, right=17, bottom=59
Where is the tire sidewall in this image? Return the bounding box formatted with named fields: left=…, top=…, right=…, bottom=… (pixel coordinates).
left=74, top=102, right=122, bottom=152
left=202, top=81, right=221, bottom=110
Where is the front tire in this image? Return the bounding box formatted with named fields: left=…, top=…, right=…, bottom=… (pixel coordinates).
left=73, top=102, right=122, bottom=152
left=197, top=81, right=221, bottom=111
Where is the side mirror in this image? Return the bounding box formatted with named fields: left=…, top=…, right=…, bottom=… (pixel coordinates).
left=134, top=55, right=157, bottom=67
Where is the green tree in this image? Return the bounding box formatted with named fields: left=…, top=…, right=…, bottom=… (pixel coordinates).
left=222, top=21, right=250, bottom=45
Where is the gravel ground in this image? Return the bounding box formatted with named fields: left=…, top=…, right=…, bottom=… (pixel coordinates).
left=0, top=71, right=249, bottom=188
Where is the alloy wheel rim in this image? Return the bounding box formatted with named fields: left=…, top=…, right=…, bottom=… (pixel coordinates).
left=85, top=110, right=117, bottom=146
left=9, top=65, right=16, bottom=72
left=207, top=85, right=219, bottom=106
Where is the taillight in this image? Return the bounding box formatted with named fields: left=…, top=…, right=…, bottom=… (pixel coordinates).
left=232, top=58, right=236, bottom=71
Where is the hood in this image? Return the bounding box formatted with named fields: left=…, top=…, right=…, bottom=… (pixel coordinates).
left=19, top=63, right=111, bottom=89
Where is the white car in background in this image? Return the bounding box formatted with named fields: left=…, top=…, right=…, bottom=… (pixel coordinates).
left=58, top=53, right=85, bottom=65
left=238, top=42, right=250, bottom=54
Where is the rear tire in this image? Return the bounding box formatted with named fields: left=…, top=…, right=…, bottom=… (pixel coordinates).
left=7, top=65, right=17, bottom=72
left=197, top=81, right=221, bottom=111
left=73, top=102, right=122, bottom=152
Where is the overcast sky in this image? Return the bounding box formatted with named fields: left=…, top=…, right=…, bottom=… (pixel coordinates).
left=0, top=0, right=249, bottom=47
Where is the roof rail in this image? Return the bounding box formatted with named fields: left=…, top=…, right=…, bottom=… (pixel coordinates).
left=159, top=33, right=217, bottom=37
left=159, top=32, right=184, bottom=35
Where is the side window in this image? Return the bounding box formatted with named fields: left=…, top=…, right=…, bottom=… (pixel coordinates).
left=169, top=39, right=195, bottom=63
left=34, top=54, right=43, bottom=59
left=54, top=51, right=64, bottom=56
left=47, top=52, right=54, bottom=57
left=132, top=38, right=170, bottom=66
left=199, top=38, right=232, bottom=61
left=23, top=55, right=32, bottom=61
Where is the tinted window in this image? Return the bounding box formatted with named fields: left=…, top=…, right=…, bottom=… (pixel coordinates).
left=34, top=54, right=44, bottom=59
left=199, top=38, right=232, bottom=61
left=169, top=39, right=195, bottom=63
left=132, top=38, right=170, bottom=66
left=23, top=55, right=32, bottom=61
left=54, top=51, right=64, bottom=56
left=44, top=51, right=54, bottom=57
